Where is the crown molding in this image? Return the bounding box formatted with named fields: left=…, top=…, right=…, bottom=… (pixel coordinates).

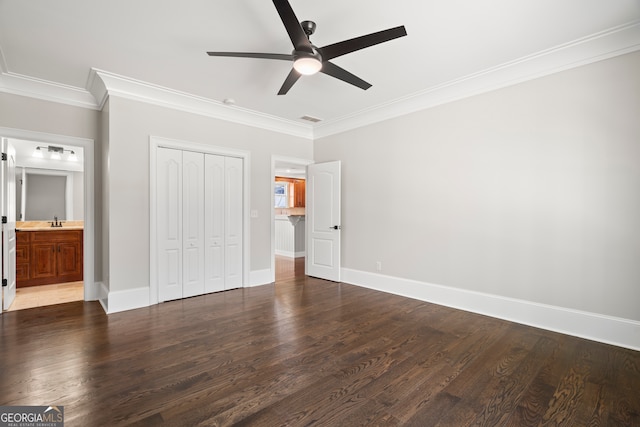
left=88, top=69, right=314, bottom=140
left=313, top=21, right=640, bottom=139
left=1, top=22, right=638, bottom=140
left=0, top=71, right=99, bottom=110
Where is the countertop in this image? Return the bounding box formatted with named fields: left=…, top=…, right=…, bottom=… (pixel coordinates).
left=16, top=220, right=84, bottom=231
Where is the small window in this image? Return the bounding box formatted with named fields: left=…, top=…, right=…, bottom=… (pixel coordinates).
left=274, top=182, right=288, bottom=208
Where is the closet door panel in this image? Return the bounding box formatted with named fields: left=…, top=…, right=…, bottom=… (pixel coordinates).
left=225, top=156, right=243, bottom=288
left=204, top=154, right=225, bottom=293
left=157, top=147, right=183, bottom=302
left=182, top=151, right=205, bottom=298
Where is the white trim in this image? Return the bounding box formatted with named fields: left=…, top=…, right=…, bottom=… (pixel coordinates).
left=275, top=250, right=306, bottom=258
left=270, top=155, right=313, bottom=283
left=0, top=127, right=96, bottom=301
left=248, top=269, right=272, bottom=287
left=149, top=135, right=251, bottom=306
left=313, top=21, right=640, bottom=138
left=97, top=281, right=108, bottom=313
left=106, top=286, right=150, bottom=314
left=0, top=71, right=99, bottom=110
left=342, top=268, right=640, bottom=352
left=90, top=69, right=314, bottom=140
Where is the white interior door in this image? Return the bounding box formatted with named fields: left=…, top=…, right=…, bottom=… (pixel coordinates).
left=306, top=161, right=341, bottom=281
left=205, top=154, right=225, bottom=293
left=2, top=138, right=17, bottom=310
left=182, top=151, right=205, bottom=298
left=157, top=147, right=183, bottom=302
left=225, top=156, right=243, bottom=288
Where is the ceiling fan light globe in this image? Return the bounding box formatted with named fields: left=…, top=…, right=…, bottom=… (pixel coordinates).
left=293, top=57, right=322, bottom=75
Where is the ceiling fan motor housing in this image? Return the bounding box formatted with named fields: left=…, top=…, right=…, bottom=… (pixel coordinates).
left=301, top=20, right=316, bottom=36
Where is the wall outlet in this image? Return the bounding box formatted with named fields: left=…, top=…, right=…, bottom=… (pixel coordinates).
left=376, top=261, right=382, bottom=272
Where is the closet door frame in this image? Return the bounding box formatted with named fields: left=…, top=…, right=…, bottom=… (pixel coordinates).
left=149, top=136, right=250, bottom=306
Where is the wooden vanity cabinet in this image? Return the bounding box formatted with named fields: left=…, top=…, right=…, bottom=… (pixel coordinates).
left=16, top=229, right=83, bottom=287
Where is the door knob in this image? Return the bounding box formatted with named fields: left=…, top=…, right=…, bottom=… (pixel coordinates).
left=330, top=225, right=341, bottom=230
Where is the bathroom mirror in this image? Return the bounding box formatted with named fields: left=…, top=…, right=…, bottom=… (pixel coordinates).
left=16, top=168, right=84, bottom=221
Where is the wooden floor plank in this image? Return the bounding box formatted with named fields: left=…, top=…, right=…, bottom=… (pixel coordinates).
left=1, top=257, right=639, bottom=426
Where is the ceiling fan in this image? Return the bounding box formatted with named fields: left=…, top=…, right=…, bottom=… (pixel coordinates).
left=207, top=0, right=407, bottom=95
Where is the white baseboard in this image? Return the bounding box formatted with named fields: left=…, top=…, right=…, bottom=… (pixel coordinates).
left=101, top=270, right=273, bottom=313
left=97, top=282, right=109, bottom=313
left=275, top=250, right=306, bottom=258
left=342, top=268, right=640, bottom=351
left=248, top=269, right=272, bottom=287
left=106, top=286, right=150, bottom=314
left=83, top=280, right=101, bottom=301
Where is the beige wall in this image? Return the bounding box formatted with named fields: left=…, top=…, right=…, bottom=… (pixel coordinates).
left=105, top=96, right=313, bottom=292
left=315, top=51, right=640, bottom=321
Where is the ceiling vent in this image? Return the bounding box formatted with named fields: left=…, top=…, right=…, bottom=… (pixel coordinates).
left=300, top=115, right=322, bottom=123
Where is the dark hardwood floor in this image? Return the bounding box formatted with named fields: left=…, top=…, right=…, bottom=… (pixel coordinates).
left=1, top=258, right=639, bottom=426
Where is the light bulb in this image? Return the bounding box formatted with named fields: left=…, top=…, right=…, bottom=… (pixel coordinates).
left=33, top=147, right=43, bottom=158
left=293, top=57, right=322, bottom=75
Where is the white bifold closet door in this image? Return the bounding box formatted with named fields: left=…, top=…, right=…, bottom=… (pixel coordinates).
left=157, top=147, right=243, bottom=303
left=204, top=154, right=243, bottom=293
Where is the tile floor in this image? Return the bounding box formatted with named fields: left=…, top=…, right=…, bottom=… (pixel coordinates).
left=7, top=281, right=84, bottom=311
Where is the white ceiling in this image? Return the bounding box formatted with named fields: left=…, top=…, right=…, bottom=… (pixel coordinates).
left=1, top=1, right=639, bottom=137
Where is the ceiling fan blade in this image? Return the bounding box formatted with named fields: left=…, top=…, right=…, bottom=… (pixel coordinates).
left=272, top=0, right=313, bottom=52
left=320, top=61, right=372, bottom=91
left=319, top=26, right=407, bottom=61
left=278, top=69, right=302, bottom=95
left=207, top=52, right=294, bottom=61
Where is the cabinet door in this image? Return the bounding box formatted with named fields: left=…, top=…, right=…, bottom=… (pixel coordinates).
left=57, top=241, right=82, bottom=279
left=31, top=242, right=57, bottom=279
left=294, top=179, right=306, bottom=207
left=16, top=233, right=30, bottom=284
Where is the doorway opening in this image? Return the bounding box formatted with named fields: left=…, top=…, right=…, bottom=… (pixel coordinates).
left=271, top=156, right=312, bottom=283
left=1, top=128, right=95, bottom=312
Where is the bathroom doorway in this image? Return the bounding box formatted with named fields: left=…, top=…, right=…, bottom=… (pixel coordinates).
left=0, top=127, right=95, bottom=313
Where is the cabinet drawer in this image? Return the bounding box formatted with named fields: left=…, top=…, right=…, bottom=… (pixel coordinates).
left=30, top=230, right=82, bottom=243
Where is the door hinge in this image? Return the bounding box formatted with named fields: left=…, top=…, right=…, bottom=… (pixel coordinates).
left=2, top=279, right=7, bottom=287
left=1, top=216, right=6, bottom=224
left=1, top=152, right=6, bottom=161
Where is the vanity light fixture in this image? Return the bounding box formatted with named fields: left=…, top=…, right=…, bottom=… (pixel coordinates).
left=50, top=150, right=62, bottom=160
left=33, top=145, right=78, bottom=161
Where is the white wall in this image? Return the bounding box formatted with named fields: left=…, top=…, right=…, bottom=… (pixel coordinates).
left=315, top=52, right=640, bottom=328
left=105, top=96, right=313, bottom=296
